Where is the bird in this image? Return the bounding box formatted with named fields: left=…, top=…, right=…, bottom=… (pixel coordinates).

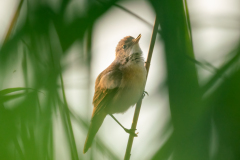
left=83, top=34, right=147, bottom=154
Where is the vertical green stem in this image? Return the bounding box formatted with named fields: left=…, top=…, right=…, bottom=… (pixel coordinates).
left=124, top=17, right=159, bottom=160
left=150, top=0, right=209, bottom=159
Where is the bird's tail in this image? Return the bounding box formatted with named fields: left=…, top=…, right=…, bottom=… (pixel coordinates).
left=83, top=112, right=107, bottom=154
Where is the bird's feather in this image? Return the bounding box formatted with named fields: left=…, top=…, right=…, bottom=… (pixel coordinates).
left=92, top=61, right=122, bottom=118
left=83, top=111, right=106, bottom=153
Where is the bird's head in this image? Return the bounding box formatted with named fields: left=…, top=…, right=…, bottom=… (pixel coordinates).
left=115, top=34, right=142, bottom=62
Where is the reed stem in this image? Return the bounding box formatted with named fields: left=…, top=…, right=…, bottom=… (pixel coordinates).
left=124, top=16, right=159, bottom=160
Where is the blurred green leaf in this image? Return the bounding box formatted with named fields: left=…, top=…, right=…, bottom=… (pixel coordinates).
left=0, top=87, right=35, bottom=96
left=0, top=0, right=239, bottom=159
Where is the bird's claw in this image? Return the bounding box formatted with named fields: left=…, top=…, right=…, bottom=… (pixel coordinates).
left=124, top=128, right=138, bottom=137
left=142, top=91, right=149, bottom=99
left=144, top=91, right=149, bottom=96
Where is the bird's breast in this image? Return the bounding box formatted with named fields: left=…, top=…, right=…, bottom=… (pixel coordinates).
left=121, top=62, right=146, bottom=87
left=107, top=62, right=147, bottom=114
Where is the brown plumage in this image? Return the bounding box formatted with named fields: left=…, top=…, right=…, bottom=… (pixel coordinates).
left=83, top=34, right=146, bottom=153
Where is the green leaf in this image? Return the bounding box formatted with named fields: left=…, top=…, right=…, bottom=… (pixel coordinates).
left=0, top=87, right=35, bottom=96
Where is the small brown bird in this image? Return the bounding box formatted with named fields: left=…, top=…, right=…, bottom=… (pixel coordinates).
left=83, top=34, right=147, bottom=153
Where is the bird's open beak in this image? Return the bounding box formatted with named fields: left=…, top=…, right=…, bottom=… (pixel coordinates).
left=133, top=34, right=141, bottom=44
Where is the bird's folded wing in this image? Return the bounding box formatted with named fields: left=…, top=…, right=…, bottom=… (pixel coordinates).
left=92, top=62, right=122, bottom=118
left=92, top=88, right=118, bottom=118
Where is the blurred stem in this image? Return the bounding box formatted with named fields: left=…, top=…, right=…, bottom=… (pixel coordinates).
left=97, top=1, right=160, bottom=34
left=85, top=24, right=94, bottom=160
left=13, top=137, right=24, bottom=160
left=48, top=36, right=79, bottom=160
left=151, top=0, right=210, bottom=159
left=3, top=0, right=24, bottom=45
left=113, top=4, right=153, bottom=29
left=47, top=121, right=54, bottom=160
left=60, top=0, right=70, bottom=13
left=124, top=16, right=159, bottom=160
left=202, top=47, right=240, bottom=93
left=186, top=55, right=217, bottom=73
left=59, top=67, right=79, bottom=160
left=184, top=0, right=193, bottom=49
left=22, top=48, right=28, bottom=87
left=69, top=109, right=120, bottom=159
left=85, top=25, right=92, bottom=119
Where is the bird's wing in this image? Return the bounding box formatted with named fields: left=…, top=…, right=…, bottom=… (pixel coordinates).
left=92, top=61, right=122, bottom=118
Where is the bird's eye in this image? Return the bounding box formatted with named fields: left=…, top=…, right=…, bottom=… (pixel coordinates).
left=123, top=45, right=127, bottom=49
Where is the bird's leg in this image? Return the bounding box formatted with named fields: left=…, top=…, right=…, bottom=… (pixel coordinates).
left=142, top=90, right=149, bottom=99
left=109, top=114, right=138, bottom=137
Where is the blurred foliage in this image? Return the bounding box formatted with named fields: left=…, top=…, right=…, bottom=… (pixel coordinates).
left=0, top=0, right=240, bottom=160
left=151, top=0, right=240, bottom=160
left=0, top=0, right=119, bottom=160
